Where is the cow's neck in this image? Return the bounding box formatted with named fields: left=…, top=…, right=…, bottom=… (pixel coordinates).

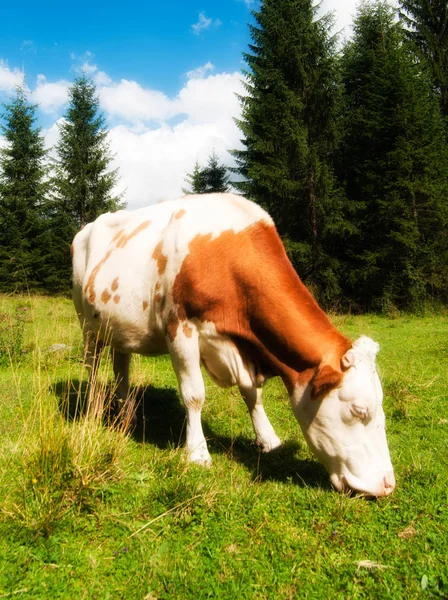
left=240, top=244, right=351, bottom=393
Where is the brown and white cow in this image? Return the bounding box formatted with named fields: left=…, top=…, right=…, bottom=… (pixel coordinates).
left=72, top=193, right=395, bottom=496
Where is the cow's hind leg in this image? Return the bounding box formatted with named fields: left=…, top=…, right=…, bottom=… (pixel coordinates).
left=239, top=386, right=282, bottom=452
left=168, top=328, right=211, bottom=466
left=112, top=350, right=131, bottom=402
left=112, top=350, right=135, bottom=426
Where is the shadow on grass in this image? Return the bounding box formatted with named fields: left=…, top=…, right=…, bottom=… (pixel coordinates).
left=52, top=379, right=329, bottom=489
left=52, top=379, right=186, bottom=449
left=205, top=430, right=331, bottom=489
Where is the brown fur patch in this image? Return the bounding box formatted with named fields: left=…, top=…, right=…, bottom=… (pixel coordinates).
left=152, top=242, right=168, bottom=275
left=171, top=223, right=351, bottom=392
left=142, top=301, right=149, bottom=311
left=155, top=282, right=161, bottom=291
left=155, top=293, right=162, bottom=303
left=175, top=209, right=186, bottom=220
left=186, top=397, right=203, bottom=411
left=310, top=364, right=343, bottom=400
left=111, top=229, right=125, bottom=244
left=183, top=324, right=193, bottom=338
left=166, top=310, right=179, bottom=342
left=101, top=289, right=111, bottom=304
left=113, top=295, right=120, bottom=304
left=85, top=250, right=112, bottom=304
left=111, top=277, right=119, bottom=291
left=116, top=220, right=151, bottom=248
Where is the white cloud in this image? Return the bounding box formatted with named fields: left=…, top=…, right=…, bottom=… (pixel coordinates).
left=99, top=79, right=176, bottom=123
left=177, top=71, right=243, bottom=125
left=318, top=0, right=399, bottom=40
left=71, top=50, right=93, bottom=62
left=186, top=61, right=214, bottom=79
left=0, top=59, right=24, bottom=93
left=93, top=70, right=111, bottom=87
left=80, top=61, right=97, bottom=75
left=191, top=12, right=221, bottom=35
left=192, top=12, right=212, bottom=34
left=42, top=118, right=63, bottom=151
left=31, top=74, right=70, bottom=113
left=102, top=70, right=245, bottom=208
left=108, top=116, right=242, bottom=208
left=70, top=55, right=112, bottom=87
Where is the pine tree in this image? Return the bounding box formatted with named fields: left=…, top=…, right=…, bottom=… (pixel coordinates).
left=183, top=151, right=230, bottom=194
left=399, top=0, right=448, bottom=119
left=338, top=2, right=448, bottom=310
left=0, top=86, right=48, bottom=292
left=203, top=150, right=230, bottom=193
left=52, top=76, right=123, bottom=231
left=182, top=160, right=208, bottom=194
left=46, top=76, right=123, bottom=293
left=232, top=0, right=345, bottom=303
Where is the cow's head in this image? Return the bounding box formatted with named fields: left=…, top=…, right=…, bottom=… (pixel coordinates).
left=292, top=336, right=395, bottom=497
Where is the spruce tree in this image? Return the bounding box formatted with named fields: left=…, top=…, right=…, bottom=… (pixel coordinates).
left=182, top=160, right=208, bottom=194
left=47, top=76, right=123, bottom=293
left=203, top=150, right=230, bottom=193
left=0, top=86, right=48, bottom=292
left=52, top=76, right=122, bottom=230
left=338, top=2, right=448, bottom=310
left=183, top=151, right=230, bottom=194
left=399, top=0, right=448, bottom=119
left=232, top=0, right=345, bottom=303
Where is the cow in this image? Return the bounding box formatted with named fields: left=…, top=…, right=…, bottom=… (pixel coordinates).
left=72, top=193, right=395, bottom=497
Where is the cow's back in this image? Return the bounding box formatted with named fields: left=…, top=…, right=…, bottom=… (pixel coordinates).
left=72, top=193, right=271, bottom=355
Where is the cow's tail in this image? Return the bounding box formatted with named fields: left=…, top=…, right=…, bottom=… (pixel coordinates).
left=72, top=224, right=93, bottom=324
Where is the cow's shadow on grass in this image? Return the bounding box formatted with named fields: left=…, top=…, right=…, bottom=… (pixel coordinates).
left=52, top=379, right=330, bottom=489
left=205, top=433, right=330, bottom=489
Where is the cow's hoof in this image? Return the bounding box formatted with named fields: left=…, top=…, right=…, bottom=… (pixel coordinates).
left=258, top=436, right=282, bottom=453
left=188, top=446, right=212, bottom=467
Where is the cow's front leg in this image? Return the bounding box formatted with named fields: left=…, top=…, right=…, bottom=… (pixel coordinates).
left=239, top=386, right=282, bottom=452
left=168, top=328, right=211, bottom=466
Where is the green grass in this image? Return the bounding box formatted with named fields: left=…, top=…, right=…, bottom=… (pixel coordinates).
left=0, top=295, right=447, bottom=599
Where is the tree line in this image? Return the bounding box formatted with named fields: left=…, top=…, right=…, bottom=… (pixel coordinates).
left=233, top=0, right=448, bottom=311
left=0, top=77, right=122, bottom=294
left=1, top=0, right=447, bottom=312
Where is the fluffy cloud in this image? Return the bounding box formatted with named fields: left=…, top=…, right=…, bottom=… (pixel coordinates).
left=186, top=61, right=214, bottom=80
left=177, top=71, right=243, bottom=125
left=108, top=117, right=242, bottom=207
left=105, top=68, right=245, bottom=208
left=99, top=79, right=176, bottom=123
left=42, top=118, right=63, bottom=153
left=32, top=74, right=70, bottom=112
left=0, top=59, right=24, bottom=93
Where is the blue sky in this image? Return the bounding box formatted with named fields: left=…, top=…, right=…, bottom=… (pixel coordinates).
left=0, top=0, right=363, bottom=208
left=1, top=0, right=253, bottom=98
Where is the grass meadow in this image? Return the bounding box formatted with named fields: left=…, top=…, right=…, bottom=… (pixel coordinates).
left=0, top=294, right=447, bottom=599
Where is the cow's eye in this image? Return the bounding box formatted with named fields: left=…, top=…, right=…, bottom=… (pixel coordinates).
left=351, top=404, right=369, bottom=420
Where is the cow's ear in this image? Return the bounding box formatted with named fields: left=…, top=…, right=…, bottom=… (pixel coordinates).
left=341, top=349, right=355, bottom=371
left=311, top=364, right=343, bottom=400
